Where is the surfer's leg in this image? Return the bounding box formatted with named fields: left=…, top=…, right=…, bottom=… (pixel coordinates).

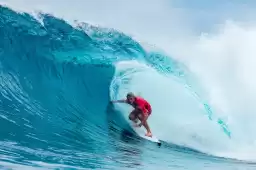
left=129, top=109, right=139, bottom=123
left=138, top=113, right=152, bottom=137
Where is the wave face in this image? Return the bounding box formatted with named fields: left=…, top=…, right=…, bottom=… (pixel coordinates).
left=0, top=6, right=256, bottom=170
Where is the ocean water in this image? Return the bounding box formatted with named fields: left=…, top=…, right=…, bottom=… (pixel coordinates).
left=0, top=5, right=256, bottom=170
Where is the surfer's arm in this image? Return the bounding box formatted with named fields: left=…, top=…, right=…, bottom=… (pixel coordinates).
left=111, top=99, right=127, bottom=103
left=145, top=103, right=152, bottom=115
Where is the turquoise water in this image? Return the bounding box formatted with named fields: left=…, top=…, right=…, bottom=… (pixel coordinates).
left=0, top=6, right=255, bottom=169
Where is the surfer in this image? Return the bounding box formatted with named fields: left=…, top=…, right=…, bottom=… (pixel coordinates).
left=111, top=92, right=152, bottom=137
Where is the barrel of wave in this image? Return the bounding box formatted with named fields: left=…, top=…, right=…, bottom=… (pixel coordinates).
left=109, top=60, right=232, bottom=155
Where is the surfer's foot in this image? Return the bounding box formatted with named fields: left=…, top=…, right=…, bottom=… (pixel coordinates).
left=145, top=132, right=152, bottom=137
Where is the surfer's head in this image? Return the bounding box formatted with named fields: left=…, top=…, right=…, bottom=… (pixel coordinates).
left=126, top=92, right=135, bottom=104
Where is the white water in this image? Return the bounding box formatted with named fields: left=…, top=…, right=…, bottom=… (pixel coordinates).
left=110, top=61, right=233, bottom=157
left=167, top=22, right=256, bottom=161
left=110, top=52, right=256, bottom=161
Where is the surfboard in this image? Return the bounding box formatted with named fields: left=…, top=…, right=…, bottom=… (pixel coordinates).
left=132, top=123, right=161, bottom=146
left=139, top=133, right=161, bottom=146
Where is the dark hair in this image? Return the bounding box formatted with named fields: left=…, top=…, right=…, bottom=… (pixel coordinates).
left=126, top=92, right=135, bottom=98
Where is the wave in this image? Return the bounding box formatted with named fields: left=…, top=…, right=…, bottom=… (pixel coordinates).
left=0, top=5, right=254, bottom=169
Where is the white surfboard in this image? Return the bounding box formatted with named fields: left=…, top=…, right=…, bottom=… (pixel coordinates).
left=139, top=133, right=160, bottom=143
left=132, top=123, right=161, bottom=145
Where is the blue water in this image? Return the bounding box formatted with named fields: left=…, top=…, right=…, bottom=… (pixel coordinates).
left=0, top=6, right=256, bottom=170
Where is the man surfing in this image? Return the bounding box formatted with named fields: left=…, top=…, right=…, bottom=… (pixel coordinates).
left=111, top=92, right=153, bottom=137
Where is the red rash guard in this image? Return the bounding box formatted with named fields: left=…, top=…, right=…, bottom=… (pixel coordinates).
left=133, top=97, right=152, bottom=115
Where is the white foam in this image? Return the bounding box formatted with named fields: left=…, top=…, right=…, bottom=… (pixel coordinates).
left=110, top=61, right=232, bottom=156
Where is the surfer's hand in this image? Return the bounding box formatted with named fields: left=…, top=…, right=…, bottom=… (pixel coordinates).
left=111, top=99, right=126, bottom=104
